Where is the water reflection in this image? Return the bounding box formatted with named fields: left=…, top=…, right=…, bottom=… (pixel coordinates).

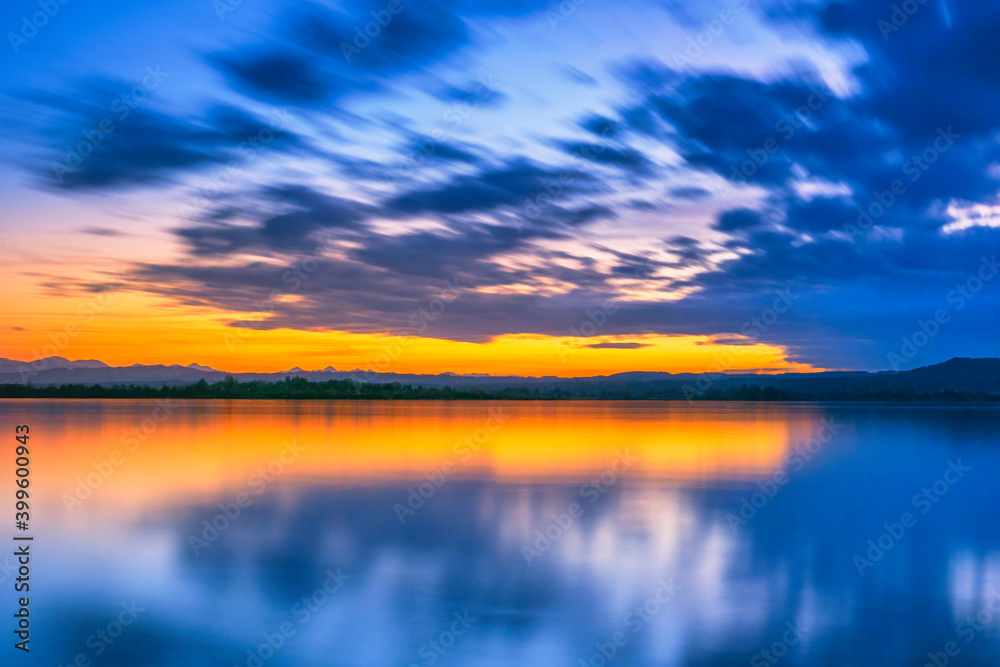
left=3, top=400, right=999, bottom=665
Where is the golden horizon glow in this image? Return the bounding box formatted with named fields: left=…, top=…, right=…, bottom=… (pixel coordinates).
left=0, top=289, right=822, bottom=376
left=26, top=400, right=826, bottom=517
left=0, top=252, right=825, bottom=376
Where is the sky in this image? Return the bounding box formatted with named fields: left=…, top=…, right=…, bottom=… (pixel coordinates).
left=0, top=0, right=997, bottom=375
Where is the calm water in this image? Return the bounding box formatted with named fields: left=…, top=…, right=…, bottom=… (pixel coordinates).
left=3, top=400, right=1000, bottom=666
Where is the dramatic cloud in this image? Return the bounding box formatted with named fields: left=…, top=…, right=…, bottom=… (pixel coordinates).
left=177, top=185, right=374, bottom=256
left=5, top=0, right=1000, bottom=370
left=385, top=159, right=602, bottom=217
left=27, top=82, right=302, bottom=190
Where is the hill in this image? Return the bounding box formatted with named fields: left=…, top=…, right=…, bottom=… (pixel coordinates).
left=1, top=357, right=999, bottom=401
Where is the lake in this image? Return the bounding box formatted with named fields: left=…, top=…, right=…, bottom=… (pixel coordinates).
left=3, top=399, right=999, bottom=666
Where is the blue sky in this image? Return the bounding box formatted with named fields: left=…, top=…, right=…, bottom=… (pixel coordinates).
left=1, top=0, right=998, bottom=371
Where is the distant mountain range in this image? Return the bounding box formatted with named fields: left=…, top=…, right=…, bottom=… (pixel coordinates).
left=2, top=356, right=1000, bottom=399
left=0, top=357, right=109, bottom=372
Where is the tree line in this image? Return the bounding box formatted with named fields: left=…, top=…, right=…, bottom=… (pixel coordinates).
left=0, top=375, right=996, bottom=401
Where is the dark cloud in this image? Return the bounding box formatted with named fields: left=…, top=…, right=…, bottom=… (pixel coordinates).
left=432, top=82, right=508, bottom=109
left=342, top=207, right=612, bottom=284
left=402, top=137, right=481, bottom=165
left=577, top=115, right=624, bottom=139
left=386, top=159, right=601, bottom=216
left=350, top=224, right=537, bottom=281
left=698, top=337, right=758, bottom=347
left=614, top=0, right=1000, bottom=215
left=815, top=0, right=1000, bottom=143
left=783, top=197, right=854, bottom=233
left=99, top=210, right=1000, bottom=369
left=213, top=51, right=345, bottom=104
left=24, top=0, right=1000, bottom=372
left=556, top=141, right=658, bottom=179
left=214, top=0, right=550, bottom=107
left=31, top=82, right=302, bottom=190
left=467, top=0, right=993, bottom=369
left=551, top=205, right=618, bottom=227
left=177, top=185, right=372, bottom=257
left=664, top=235, right=713, bottom=269
left=211, top=1, right=473, bottom=107
left=79, top=226, right=125, bottom=236
left=588, top=342, right=651, bottom=349
left=715, top=208, right=764, bottom=232
left=668, top=186, right=710, bottom=201
left=299, top=0, right=470, bottom=75
left=626, top=199, right=663, bottom=212
left=627, top=71, right=839, bottom=186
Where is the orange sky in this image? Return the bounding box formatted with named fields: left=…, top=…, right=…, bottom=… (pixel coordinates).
left=0, top=230, right=823, bottom=376
left=0, top=282, right=819, bottom=376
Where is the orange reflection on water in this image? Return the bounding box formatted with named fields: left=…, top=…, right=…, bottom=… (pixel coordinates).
left=19, top=400, right=820, bottom=512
